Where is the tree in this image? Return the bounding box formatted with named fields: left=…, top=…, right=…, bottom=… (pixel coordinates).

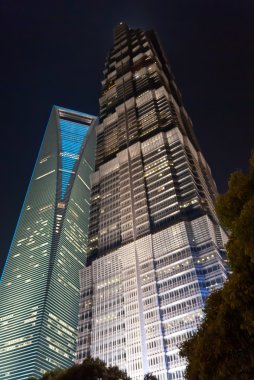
left=32, top=357, right=131, bottom=380
left=144, top=373, right=159, bottom=380
left=180, top=152, right=254, bottom=379
left=40, top=367, right=67, bottom=380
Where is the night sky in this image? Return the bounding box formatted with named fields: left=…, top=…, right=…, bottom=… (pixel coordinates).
left=1, top=0, right=253, bottom=274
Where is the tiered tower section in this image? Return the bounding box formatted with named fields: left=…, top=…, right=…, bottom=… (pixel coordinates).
left=76, top=23, right=228, bottom=380
left=0, top=107, right=97, bottom=380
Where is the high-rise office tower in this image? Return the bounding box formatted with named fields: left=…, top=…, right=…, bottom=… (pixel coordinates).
left=76, top=23, right=228, bottom=380
left=0, top=106, right=97, bottom=379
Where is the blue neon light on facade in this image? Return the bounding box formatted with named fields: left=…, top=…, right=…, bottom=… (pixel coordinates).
left=59, top=119, right=89, bottom=199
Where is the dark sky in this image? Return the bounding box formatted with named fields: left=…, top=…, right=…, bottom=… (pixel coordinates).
left=1, top=0, right=254, bottom=274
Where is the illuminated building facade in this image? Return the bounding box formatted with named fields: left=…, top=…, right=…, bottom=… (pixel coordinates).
left=0, top=106, right=97, bottom=380
left=76, top=23, right=228, bottom=380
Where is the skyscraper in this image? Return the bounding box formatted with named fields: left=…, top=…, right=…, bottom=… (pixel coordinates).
left=76, top=23, right=228, bottom=380
left=0, top=106, right=97, bottom=380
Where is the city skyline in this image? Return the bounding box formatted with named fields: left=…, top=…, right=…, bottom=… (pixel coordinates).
left=1, top=1, right=254, bottom=275
left=0, top=2, right=252, bottom=378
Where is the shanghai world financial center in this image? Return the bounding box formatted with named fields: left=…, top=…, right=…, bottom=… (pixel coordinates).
left=0, top=23, right=228, bottom=380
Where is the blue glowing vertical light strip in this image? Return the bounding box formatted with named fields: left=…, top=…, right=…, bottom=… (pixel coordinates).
left=59, top=119, right=89, bottom=199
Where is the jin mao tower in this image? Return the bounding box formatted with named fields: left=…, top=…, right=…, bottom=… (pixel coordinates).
left=0, top=107, right=97, bottom=379
left=76, top=23, right=228, bottom=380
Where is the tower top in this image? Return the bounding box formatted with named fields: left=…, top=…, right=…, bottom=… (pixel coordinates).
left=113, top=22, right=129, bottom=40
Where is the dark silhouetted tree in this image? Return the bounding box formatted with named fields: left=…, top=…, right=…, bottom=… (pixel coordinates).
left=180, top=152, right=254, bottom=379
left=32, top=357, right=131, bottom=380
left=144, top=373, right=159, bottom=380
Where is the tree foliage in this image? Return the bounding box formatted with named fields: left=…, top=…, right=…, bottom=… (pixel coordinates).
left=180, top=152, right=254, bottom=379
left=31, top=358, right=160, bottom=380
left=144, top=373, right=159, bottom=380
left=33, top=357, right=131, bottom=380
